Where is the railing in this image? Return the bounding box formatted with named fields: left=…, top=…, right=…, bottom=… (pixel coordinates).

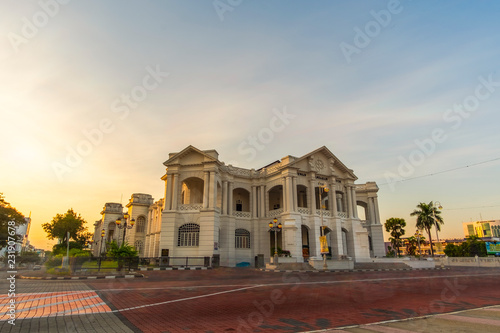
left=316, top=210, right=331, bottom=217
left=233, top=211, right=251, bottom=218
left=337, top=212, right=348, bottom=218
left=297, top=207, right=310, bottom=214
left=178, top=204, right=203, bottom=211
left=268, top=208, right=283, bottom=218
left=68, top=256, right=140, bottom=273
left=158, top=256, right=210, bottom=267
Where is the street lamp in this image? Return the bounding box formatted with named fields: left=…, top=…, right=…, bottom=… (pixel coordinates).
left=431, top=201, right=443, bottom=256
left=318, top=184, right=330, bottom=270
left=116, top=213, right=135, bottom=247
left=100, top=229, right=106, bottom=256
left=414, top=230, right=422, bottom=258
left=269, top=218, right=282, bottom=264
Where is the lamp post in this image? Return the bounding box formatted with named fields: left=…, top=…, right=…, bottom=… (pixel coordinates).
left=318, top=184, right=329, bottom=270
left=116, top=213, right=135, bottom=247
left=431, top=201, right=443, bottom=256
left=99, top=229, right=106, bottom=256
left=268, top=218, right=282, bottom=265
left=98, top=229, right=105, bottom=272
left=415, top=230, right=422, bottom=258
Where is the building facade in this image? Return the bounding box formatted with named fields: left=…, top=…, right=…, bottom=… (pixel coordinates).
left=463, top=220, right=500, bottom=239
left=93, top=146, right=385, bottom=266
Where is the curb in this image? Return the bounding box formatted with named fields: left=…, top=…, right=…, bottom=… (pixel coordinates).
left=18, top=274, right=145, bottom=280
left=140, top=267, right=212, bottom=271
left=259, top=267, right=450, bottom=273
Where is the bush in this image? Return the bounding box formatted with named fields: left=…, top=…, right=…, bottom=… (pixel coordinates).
left=45, top=255, right=63, bottom=268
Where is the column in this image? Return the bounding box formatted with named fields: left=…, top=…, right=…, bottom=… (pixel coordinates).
left=292, top=177, right=298, bottom=212
left=368, top=197, right=375, bottom=224
left=228, top=182, right=234, bottom=216
left=165, top=174, right=173, bottom=210
left=309, top=178, right=316, bottom=214
left=374, top=197, right=381, bottom=224
left=251, top=186, right=256, bottom=217
left=329, top=181, right=337, bottom=216
left=171, top=173, right=179, bottom=211
left=260, top=185, right=266, bottom=218
left=222, top=181, right=228, bottom=215
left=337, top=195, right=342, bottom=213
left=209, top=171, right=217, bottom=209
left=203, top=171, right=209, bottom=209
left=346, top=185, right=353, bottom=218
left=351, top=186, right=358, bottom=219
left=264, top=186, right=269, bottom=216
left=282, top=177, right=287, bottom=212
left=286, top=176, right=293, bottom=212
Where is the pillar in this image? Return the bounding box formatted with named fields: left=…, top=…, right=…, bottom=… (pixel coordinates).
left=171, top=173, right=179, bottom=211
left=222, top=181, right=228, bottom=215
left=209, top=171, right=217, bottom=209
left=261, top=185, right=266, bottom=218
left=351, top=186, right=358, bottom=219
left=309, top=177, right=316, bottom=214
left=228, top=182, right=234, bottom=216
left=251, top=186, right=257, bottom=217
left=165, top=174, right=173, bottom=210
left=203, top=171, right=209, bottom=209
left=346, top=186, right=353, bottom=218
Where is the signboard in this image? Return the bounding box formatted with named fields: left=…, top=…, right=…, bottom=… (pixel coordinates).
left=319, top=236, right=329, bottom=254
left=435, top=242, right=444, bottom=255
left=486, top=242, right=500, bottom=255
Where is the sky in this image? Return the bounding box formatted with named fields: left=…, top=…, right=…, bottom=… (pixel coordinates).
left=1, top=0, right=499, bottom=251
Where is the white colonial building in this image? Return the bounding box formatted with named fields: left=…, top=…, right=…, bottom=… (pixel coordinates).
left=93, top=145, right=385, bottom=267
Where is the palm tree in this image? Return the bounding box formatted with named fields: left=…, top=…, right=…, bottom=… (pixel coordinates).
left=410, top=202, right=443, bottom=257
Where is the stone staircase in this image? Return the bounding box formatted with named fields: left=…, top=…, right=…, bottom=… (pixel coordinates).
left=353, top=262, right=411, bottom=270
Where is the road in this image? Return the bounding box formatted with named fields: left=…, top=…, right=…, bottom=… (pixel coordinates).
left=1, top=267, right=500, bottom=332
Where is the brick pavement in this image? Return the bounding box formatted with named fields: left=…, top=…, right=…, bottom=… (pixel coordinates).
left=2, top=267, right=500, bottom=332
left=0, top=271, right=138, bottom=333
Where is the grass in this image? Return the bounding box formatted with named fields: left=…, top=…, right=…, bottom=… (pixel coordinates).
left=81, top=260, right=119, bottom=269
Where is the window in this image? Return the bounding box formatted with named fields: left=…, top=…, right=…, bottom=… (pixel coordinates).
left=134, top=240, right=143, bottom=255
left=236, top=199, right=243, bottom=212
left=178, top=223, right=200, bottom=247
left=235, top=229, right=250, bottom=249
left=135, top=216, right=146, bottom=233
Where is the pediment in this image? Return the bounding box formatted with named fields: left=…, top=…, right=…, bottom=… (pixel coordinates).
left=290, top=146, right=357, bottom=179
left=163, top=145, right=219, bottom=166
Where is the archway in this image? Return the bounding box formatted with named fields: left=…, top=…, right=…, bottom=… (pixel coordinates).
left=181, top=177, right=204, bottom=204
left=268, top=185, right=283, bottom=211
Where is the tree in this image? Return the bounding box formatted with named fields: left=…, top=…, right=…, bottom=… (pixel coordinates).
left=0, top=193, right=26, bottom=251
left=405, top=236, right=418, bottom=256
left=42, top=209, right=87, bottom=244
left=461, top=235, right=487, bottom=257
left=385, top=217, right=406, bottom=257
left=410, top=202, right=443, bottom=257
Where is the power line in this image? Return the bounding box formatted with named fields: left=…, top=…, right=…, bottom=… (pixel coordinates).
left=445, top=204, right=500, bottom=211
left=378, top=157, right=500, bottom=186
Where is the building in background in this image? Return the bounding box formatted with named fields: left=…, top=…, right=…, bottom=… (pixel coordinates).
left=93, top=146, right=385, bottom=266
left=463, top=220, right=500, bottom=240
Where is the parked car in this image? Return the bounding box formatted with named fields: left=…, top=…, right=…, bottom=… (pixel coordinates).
left=33, top=265, right=41, bottom=270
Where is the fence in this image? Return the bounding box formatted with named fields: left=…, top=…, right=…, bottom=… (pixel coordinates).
left=69, top=256, right=213, bottom=273
left=435, top=255, right=500, bottom=267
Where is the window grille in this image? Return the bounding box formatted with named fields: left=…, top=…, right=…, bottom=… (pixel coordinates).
left=235, top=228, right=250, bottom=249
left=178, top=223, right=200, bottom=247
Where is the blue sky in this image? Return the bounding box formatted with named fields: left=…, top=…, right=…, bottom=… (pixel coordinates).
left=1, top=0, right=499, bottom=249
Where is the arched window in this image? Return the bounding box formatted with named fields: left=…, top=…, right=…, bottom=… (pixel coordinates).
left=134, top=240, right=144, bottom=256
left=178, top=223, right=200, bottom=247
left=135, top=216, right=146, bottom=233
left=235, top=229, right=250, bottom=249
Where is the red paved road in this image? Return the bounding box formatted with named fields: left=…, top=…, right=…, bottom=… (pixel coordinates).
left=85, top=267, right=500, bottom=333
